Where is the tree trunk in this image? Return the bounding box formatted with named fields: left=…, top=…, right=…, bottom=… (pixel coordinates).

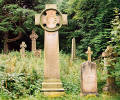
left=3, top=32, right=8, bottom=54
left=3, top=32, right=22, bottom=54
left=7, top=32, right=22, bottom=43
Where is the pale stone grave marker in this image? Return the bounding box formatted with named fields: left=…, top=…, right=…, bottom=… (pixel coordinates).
left=30, top=30, right=38, bottom=52
left=34, top=49, right=41, bottom=57
left=102, top=46, right=117, bottom=93
left=20, top=42, right=27, bottom=58
left=35, top=4, right=67, bottom=97
left=80, top=47, right=97, bottom=96
left=86, top=47, right=93, bottom=62
left=71, top=38, right=76, bottom=61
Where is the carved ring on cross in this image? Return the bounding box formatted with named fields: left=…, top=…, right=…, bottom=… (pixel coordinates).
left=40, top=8, right=63, bottom=32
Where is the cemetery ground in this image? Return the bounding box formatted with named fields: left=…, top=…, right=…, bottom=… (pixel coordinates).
left=0, top=51, right=120, bottom=100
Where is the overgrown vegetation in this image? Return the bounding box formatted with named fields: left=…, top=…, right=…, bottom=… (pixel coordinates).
left=0, top=0, right=120, bottom=58
left=0, top=0, right=120, bottom=99
left=0, top=52, right=119, bottom=99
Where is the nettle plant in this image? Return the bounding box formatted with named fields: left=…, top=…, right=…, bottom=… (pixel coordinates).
left=0, top=52, right=43, bottom=99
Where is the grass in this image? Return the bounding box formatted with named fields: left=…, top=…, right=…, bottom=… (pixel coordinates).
left=0, top=51, right=120, bottom=100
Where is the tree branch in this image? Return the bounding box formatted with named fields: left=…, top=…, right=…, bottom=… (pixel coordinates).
left=7, top=32, right=22, bottom=43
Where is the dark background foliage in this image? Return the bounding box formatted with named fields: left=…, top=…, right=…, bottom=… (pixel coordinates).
left=0, top=0, right=120, bottom=59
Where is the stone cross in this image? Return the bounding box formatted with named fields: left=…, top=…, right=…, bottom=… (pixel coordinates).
left=71, top=38, right=76, bottom=60
left=30, top=30, right=38, bottom=52
left=86, top=47, right=93, bottom=62
left=20, top=42, right=27, bottom=58
left=34, top=49, right=41, bottom=57
left=102, top=46, right=113, bottom=66
left=35, top=4, right=67, bottom=97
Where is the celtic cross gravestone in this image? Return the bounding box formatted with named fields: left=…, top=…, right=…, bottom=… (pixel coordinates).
left=20, top=42, right=27, bottom=58
left=35, top=4, right=67, bottom=97
left=30, top=30, right=38, bottom=52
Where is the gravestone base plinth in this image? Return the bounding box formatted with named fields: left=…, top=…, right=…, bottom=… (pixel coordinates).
left=80, top=92, right=98, bottom=96
left=41, top=79, right=65, bottom=97
left=43, top=91, right=65, bottom=97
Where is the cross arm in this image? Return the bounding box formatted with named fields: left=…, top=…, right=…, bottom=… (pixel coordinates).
left=62, top=14, right=68, bottom=25
left=35, top=14, right=40, bottom=25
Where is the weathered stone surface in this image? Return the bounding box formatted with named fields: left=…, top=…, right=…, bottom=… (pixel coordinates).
left=35, top=4, right=67, bottom=97
left=102, top=46, right=117, bottom=94
left=86, top=47, right=93, bottom=62
left=102, top=46, right=116, bottom=66
left=62, top=14, right=68, bottom=25
left=35, top=14, right=40, bottom=25
left=45, top=4, right=57, bottom=9
left=81, top=61, right=97, bottom=95
left=44, top=31, right=60, bottom=79
left=30, top=30, right=38, bottom=52
left=81, top=47, right=97, bottom=95
left=39, top=4, right=67, bottom=32
left=71, top=38, right=76, bottom=60
left=20, top=42, right=27, bottom=58
left=34, top=49, right=41, bottom=57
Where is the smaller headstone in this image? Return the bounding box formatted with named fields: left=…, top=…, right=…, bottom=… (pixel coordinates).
left=30, top=30, right=38, bottom=52
left=71, top=38, right=76, bottom=60
left=34, top=49, right=41, bottom=57
left=20, top=42, right=27, bottom=58
left=80, top=47, right=97, bottom=96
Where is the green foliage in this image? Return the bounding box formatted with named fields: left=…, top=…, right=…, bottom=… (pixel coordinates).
left=0, top=52, right=120, bottom=99
left=108, top=9, right=120, bottom=87
left=0, top=0, right=120, bottom=58
left=0, top=51, right=44, bottom=99
left=60, top=53, right=82, bottom=94
left=59, top=0, right=120, bottom=59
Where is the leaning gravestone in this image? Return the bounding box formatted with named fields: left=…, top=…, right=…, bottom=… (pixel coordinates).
left=35, top=4, right=67, bottom=97
left=102, top=46, right=117, bottom=94
left=20, top=42, right=27, bottom=58
left=71, top=38, right=76, bottom=61
left=30, top=30, right=38, bottom=52
left=80, top=47, right=97, bottom=96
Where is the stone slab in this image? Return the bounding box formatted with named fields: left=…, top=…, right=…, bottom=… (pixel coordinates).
left=81, top=61, right=97, bottom=95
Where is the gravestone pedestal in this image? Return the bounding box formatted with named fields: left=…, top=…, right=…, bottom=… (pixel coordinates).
left=42, top=79, right=64, bottom=97
left=81, top=61, right=97, bottom=96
